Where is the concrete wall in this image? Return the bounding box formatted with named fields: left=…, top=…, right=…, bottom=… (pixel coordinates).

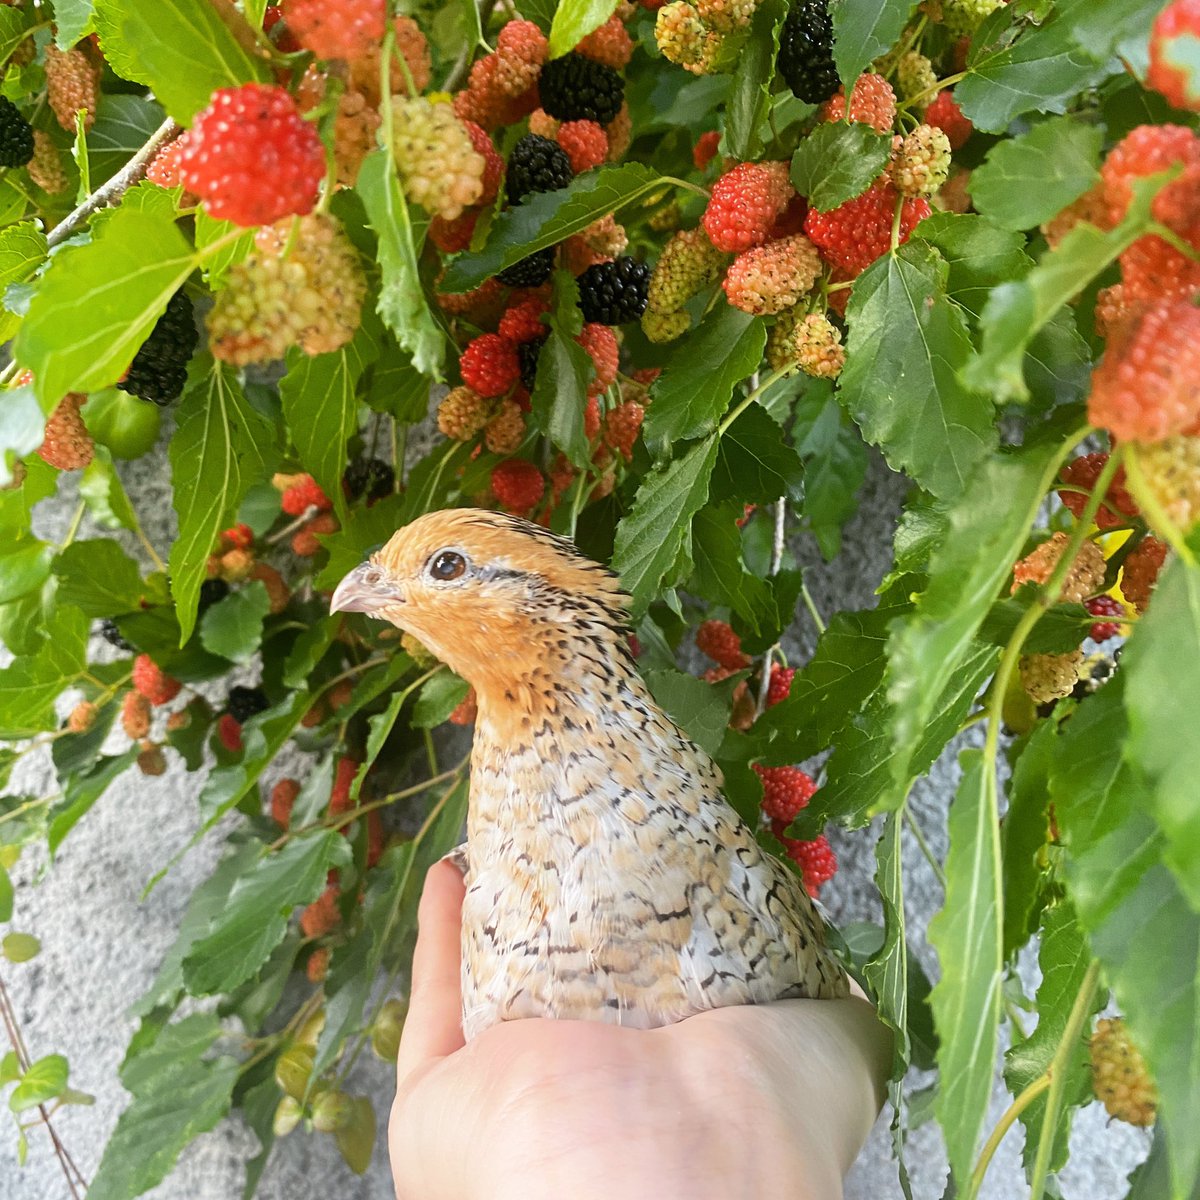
left=0, top=434, right=1150, bottom=1199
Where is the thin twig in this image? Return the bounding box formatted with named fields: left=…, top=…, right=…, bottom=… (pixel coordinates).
left=755, top=499, right=788, bottom=716
left=47, top=119, right=179, bottom=248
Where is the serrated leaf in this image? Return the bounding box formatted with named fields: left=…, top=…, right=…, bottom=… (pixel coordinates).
left=643, top=306, right=764, bottom=456
left=530, top=271, right=591, bottom=468
left=0, top=219, right=47, bottom=293
left=53, top=0, right=97, bottom=46
left=790, top=122, right=892, bottom=212
left=183, top=831, right=349, bottom=994
left=1003, top=900, right=1096, bottom=1177
left=914, top=212, right=1031, bottom=322
left=841, top=241, right=995, bottom=501
left=954, top=4, right=1114, bottom=133
left=885, top=435, right=1065, bottom=797
left=711, top=403, right=804, bottom=505
left=0, top=8, right=33, bottom=64
left=441, top=163, right=663, bottom=292
left=644, top=668, right=735, bottom=758
left=199, top=581, right=270, bottom=664
left=969, top=117, right=1102, bottom=232
left=688, top=503, right=777, bottom=640
left=726, top=0, right=785, bottom=160
left=831, top=0, right=920, bottom=87
left=810, top=639, right=995, bottom=833
left=1001, top=720, right=1055, bottom=958
left=978, top=597, right=1089, bottom=655
left=89, top=1015, right=240, bottom=1200
left=88, top=94, right=166, bottom=187
left=749, top=603, right=904, bottom=765
left=1051, top=679, right=1200, bottom=1200
left=793, top=385, right=868, bottom=560
left=357, top=148, right=445, bottom=379
left=548, top=0, right=618, bottom=56
left=15, top=205, right=195, bottom=409
left=413, top=671, right=471, bottom=729
left=1123, top=558, right=1200, bottom=909
left=9, top=1054, right=67, bottom=1112
left=929, top=749, right=1003, bottom=1189
left=612, top=435, right=719, bottom=617
left=363, top=342, right=430, bottom=422
left=52, top=539, right=144, bottom=617
left=93, top=0, right=268, bottom=124
left=0, top=606, right=88, bottom=738
left=169, top=364, right=277, bottom=644
left=280, top=321, right=379, bottom=522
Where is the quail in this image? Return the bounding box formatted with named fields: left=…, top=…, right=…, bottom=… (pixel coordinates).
left=331, top=508, right=848, bottom=1040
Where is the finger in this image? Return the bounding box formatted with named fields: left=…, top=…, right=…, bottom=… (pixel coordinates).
left=396, top=859, right=467, bottom=1085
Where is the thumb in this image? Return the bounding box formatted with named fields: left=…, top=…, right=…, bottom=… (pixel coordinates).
left=396, top=858, right=467, bottom=1087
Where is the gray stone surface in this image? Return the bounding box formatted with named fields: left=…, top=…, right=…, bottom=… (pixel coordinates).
left=1, top=445, right=1149, bottom=1200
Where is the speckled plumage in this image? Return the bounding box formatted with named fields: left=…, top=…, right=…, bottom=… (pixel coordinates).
left=331, top=508, right=848, bottom=1040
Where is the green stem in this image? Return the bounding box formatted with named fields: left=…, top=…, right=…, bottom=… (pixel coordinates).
left=59, top=501, right=86, bottom=551
left=890, top=192, right=905, bottom=251
left=660, top=174, right=711, bottom=201
left=1027, top=960, right=1102, bottom=1200
left=965, top=1074, right=1052, bottom=1200
left=800, top=577, right=826, bottom=636
left=900, top=70, right=967, bottom=112
left=717, top=363, right=796, bottom=436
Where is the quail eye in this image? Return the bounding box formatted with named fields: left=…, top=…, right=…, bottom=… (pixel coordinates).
left=429, top=550, right=467, bottom=582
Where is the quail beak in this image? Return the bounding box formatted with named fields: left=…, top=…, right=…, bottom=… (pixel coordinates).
left=330, top=561, right=404, bottom=617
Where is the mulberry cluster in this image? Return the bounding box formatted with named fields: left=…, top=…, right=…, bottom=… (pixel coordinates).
left=1019, top=650, right=1084, bottom=704
left=820, top=74, right=897, bottom=134
left=207, top=214, right=366, bottom=365
left=804, top=180, right=931, bottom=278
left=507, top=133, right=574, bottom=203
left=776, top=0, right=839, bottom=103
left=722, top=235, right=822, bottom=316
left=280, top=0, right=386, bottom=60
left=696, top=619, right=750, bottom=670
left=1011, top=532, right=1106, bottom=605
left=1136, top=436, right=1200, bottom=530
left=45, top=44, right=100, bottom=133
left=37, top=394, right=93, bottom=471
left=1056, top=454, right=1138, bottom=528
left=645, top=227, right=728, bottom=335
left=890, top=125, right=952, bottom=198
left=1121, top=537, right=1168, bottom=613
left=577, top=256, right=651, bottom=324
left=0, top=96, right=33, bottom=168
left=1090, top=1018, right=1158, bottom=1127
left=703, top=161, right=796, bottom=253
left=655, top=2, right=729, bottom=75
left=117, top=291, right=198, bottom=406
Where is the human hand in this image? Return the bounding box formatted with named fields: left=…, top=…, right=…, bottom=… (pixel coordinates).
left=389, top=860, right=891, bottom=1200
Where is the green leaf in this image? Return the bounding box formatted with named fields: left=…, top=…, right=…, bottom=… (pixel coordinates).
left=978, top=597, right=1089, bottom=655
left=0, top=606, right=88, bottom=738
left=0, top=861, right=10, bottom=923
left=831, top=0, right=920, bottom=87
left=194, top=211, right=254, bottom=289
left=793, top=385, right=868, bottom=559
left=357, top=148, right=445, bottom=378
left=52, top=539, right=144, bottom=617
left=199, top=582, right=271, bottom=664
left=0, top=8, right=33, bottom=64
left=750, top=603, right=902, bottom=764
left=969, top=117, right=1102, bottom=232
left=0, top=219, right=48, bottom=293
left=1001, top=721, right=1055, bottom=958
left=790, top=122, right=892, bottom=212
left=929, top=749, right=1002, bottom=1189
left=48, top=750, right=137, bottom=856
left=280, top=321, right=379, bottom=521
left=689, top=504, right=777, bottom=640
left=1124, top=558, right=1200, bottom=909
left=642, top=306, right=764, bottom=456
left=914, top=212, right=1031, bottom=322
left=841, top=241, right=995, bottom=501
left=88, top=94, right=166, bottom=187
left=53, top=0, right=97, bottom=46
left=89, top=1015, right=240, bottom=1200
left=15, top=205, right=195, bottom=410
left=0, top=1050, right=17, bottom=1084
left=548, top=0, right=618, bottom=57
left=183, top=831, right=349, bottom=995
left=811, top=640, right=996, bottom=832
left=168, top=364, right=277, bottom=644
left=1051, top=680, right=1200, bottom=1200
left=1004, top=900, right=1097, bottom=1177
left=711, top=404, right=804, bottom=505
left=441, top=163, right=663, bottom=292
left=0, top=382, right=44, bottom=488
left=2, top=932, right=40, bottom=963
left=78, top=448, right=138, bottom=530
left=92, top=0, right=269, bottom=124
left=612, top=435, right=719, bottom=617
left=726, top=0, right=785, bottom=160
left=413, top=671, right=470, bottom=729
left=885, top=435, right=1066, bottom=796
left=0, top=538, right=51, bottom=606
left=529, top=272, right=592, bottom=468
left=364, top=342, right=430, bottom=422
left=9, top=1054, right=67, bottom=1112
left=644, top=668, right=735, bottom=758
left=954, top=5, right=1114, bottom=133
